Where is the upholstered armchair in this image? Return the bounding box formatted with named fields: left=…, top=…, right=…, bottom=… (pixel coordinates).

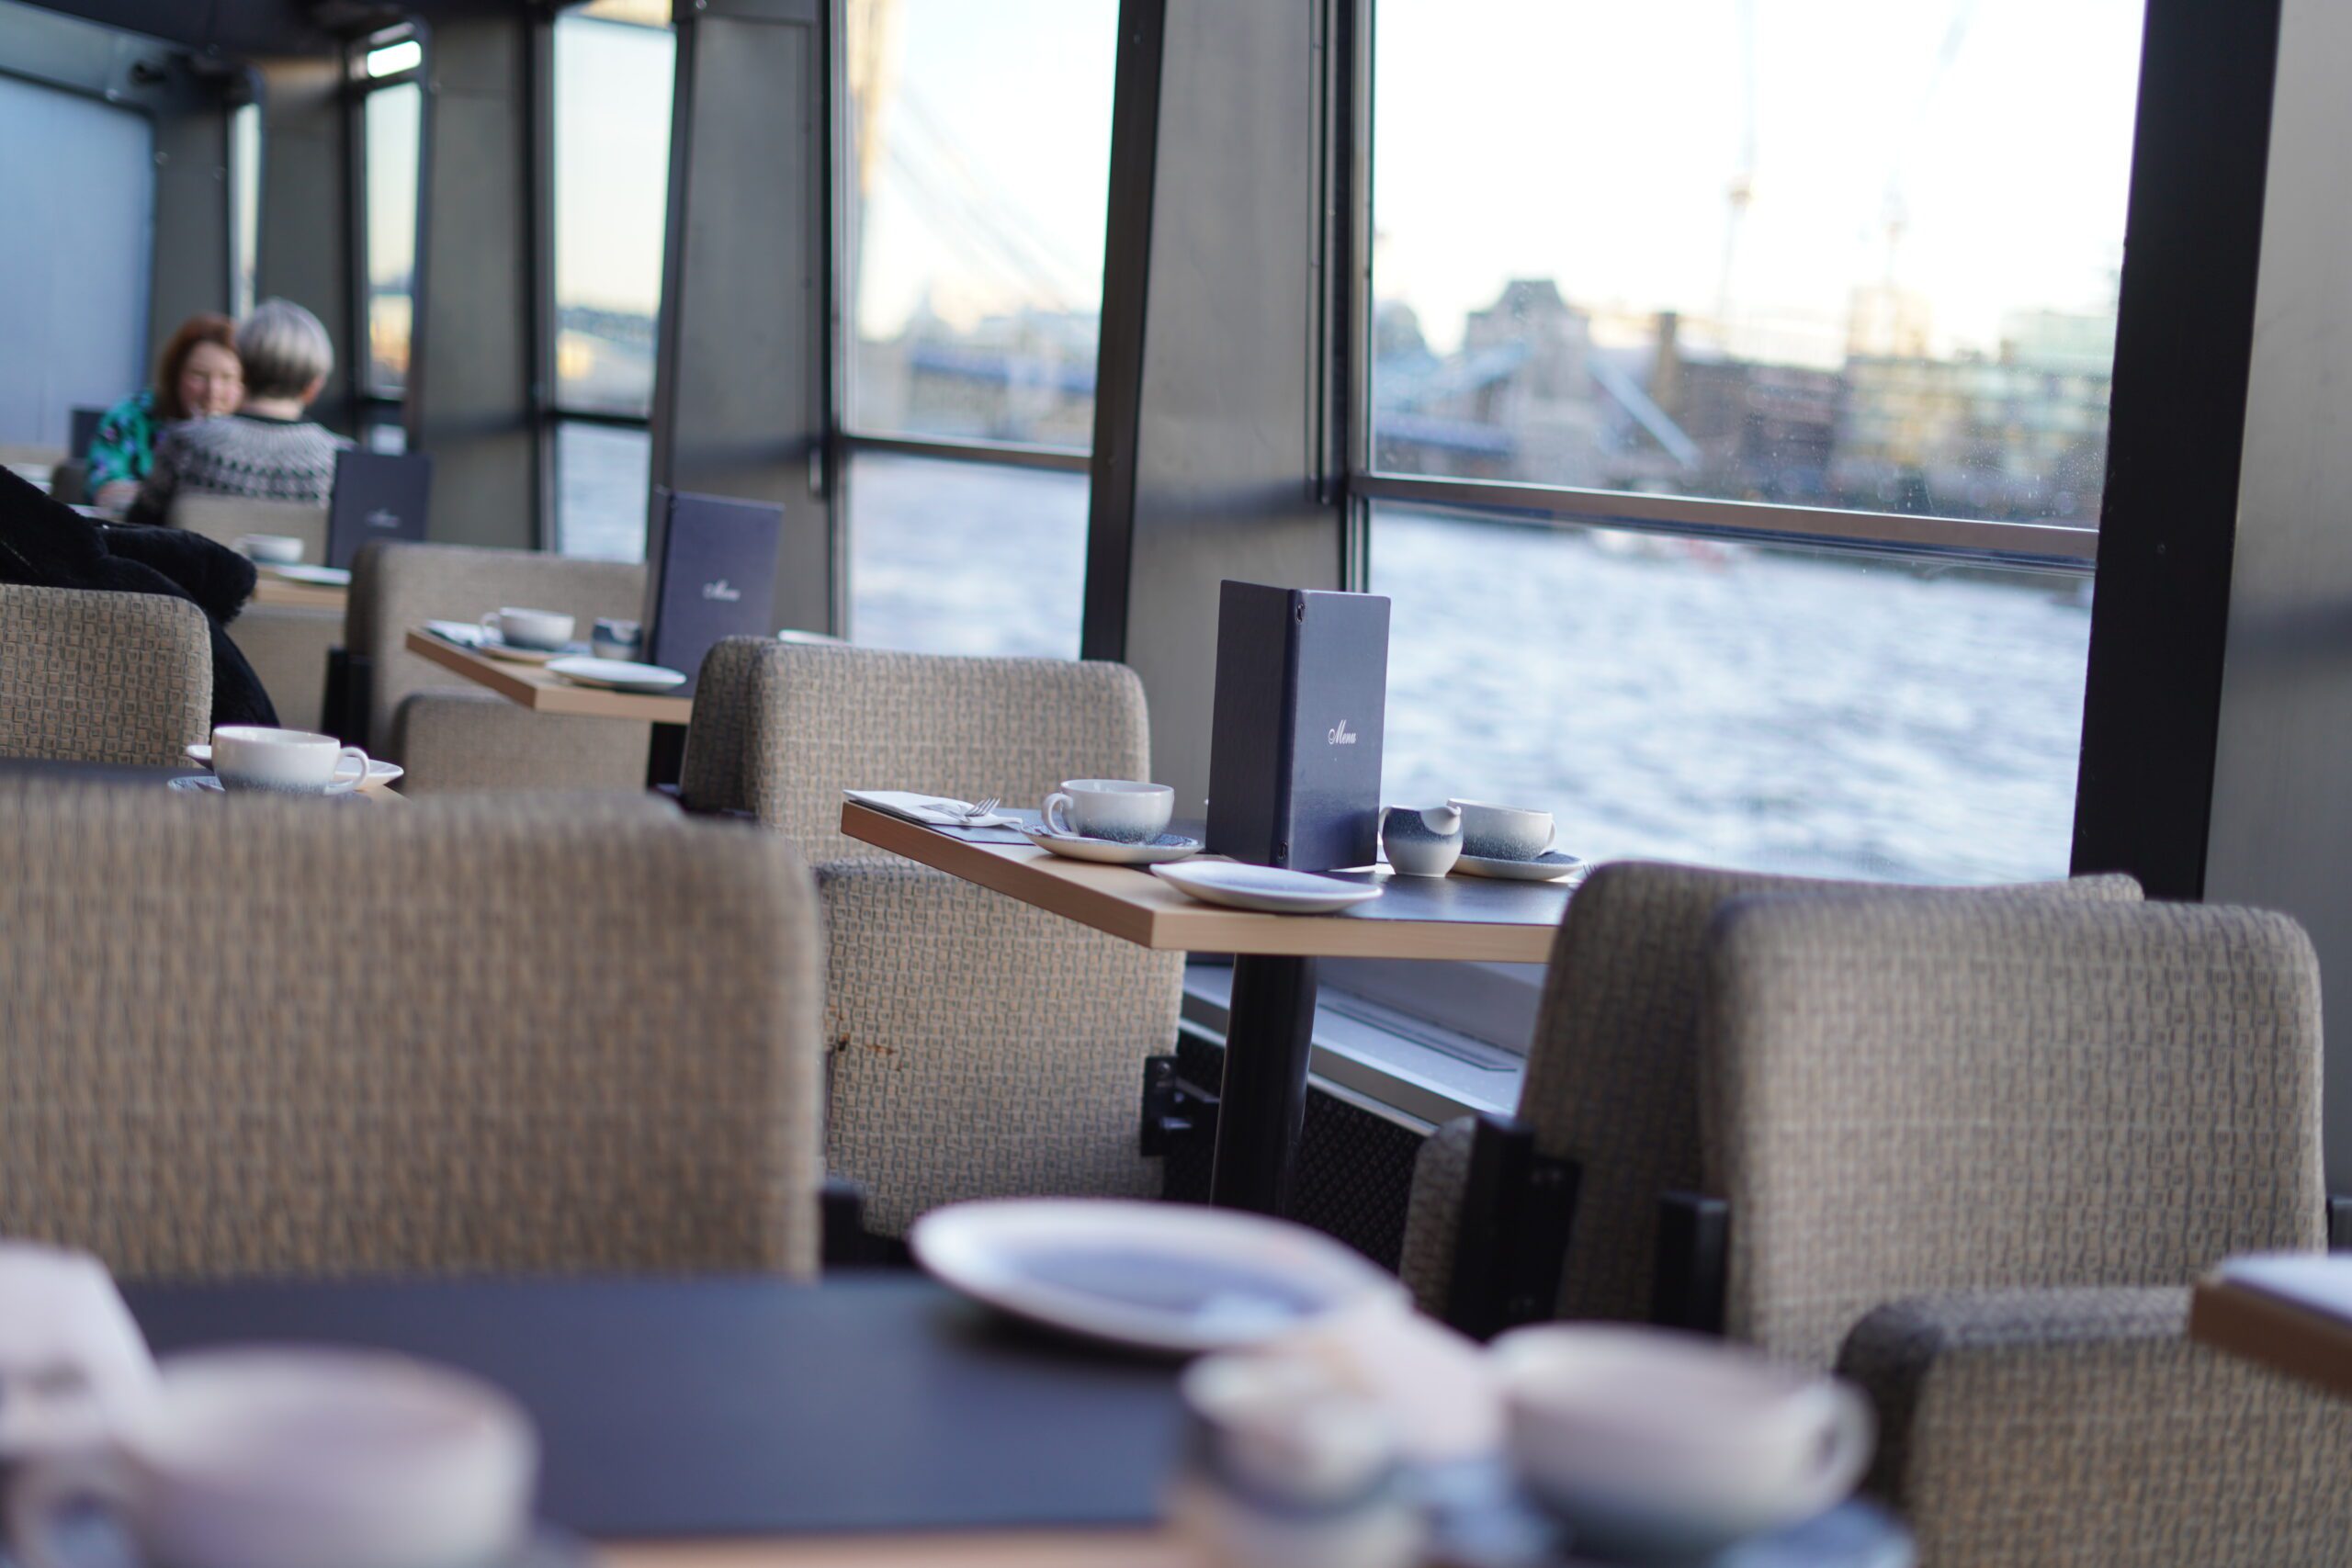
left=1398, top=860, right=2142, bottom=1335
left=682, top=636, right=1183, bottom=1235
left=0, top=582, right=209, bottom=765
left=0, top=786, right=822, bottom=1277
left=345, top=542, right=648, bottom=792
left=1701, top=894, right=2351, bottom=1565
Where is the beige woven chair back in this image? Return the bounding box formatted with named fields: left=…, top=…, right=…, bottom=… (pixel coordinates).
left=1701, top=895, right=2324, bottom=1366
left=0, top=583, right=210, bottom=765
left=0, top=787, right=822, bottom=1279
left=682, top=637, right=1151, bottom=864
left=169, top=494, right=330, bottom=561
left=347, top=542, right=646, bottom=752
left=1520, top=861, right=2143, bottom=1325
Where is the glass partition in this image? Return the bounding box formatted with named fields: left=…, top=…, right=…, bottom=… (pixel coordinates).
left=849, top=452, right=1086, bottom=657
left=361, top=81, right=422, bottom=398
left=844, top=0, right=1116, bottom=448
left=553, top=14, right=674, bottom=419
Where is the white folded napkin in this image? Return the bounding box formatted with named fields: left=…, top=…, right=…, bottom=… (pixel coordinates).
left=843, top=789, right=1021, bottom=829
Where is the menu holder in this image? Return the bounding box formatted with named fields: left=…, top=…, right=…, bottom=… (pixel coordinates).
left=642, top=489, right=784, bottom=698
left=1205, top=580, right=1390, bottom=871
left=325, top=449, right=434, bottom=570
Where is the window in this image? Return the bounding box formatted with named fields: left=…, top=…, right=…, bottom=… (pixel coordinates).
left=842, top=0, right=1114, bottom=648
left=229, top=101, right=260, bottom=321
left=848, top=452, right=1087, bottom=658
left=551, top=2, right=674, bottom=558
left=359, top=78, right=421, bottom=399
left=1363, top=0, right=2143, bottom=889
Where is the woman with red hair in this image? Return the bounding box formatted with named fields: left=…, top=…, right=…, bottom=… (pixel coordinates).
left=83, top=313, right=245, bottom=509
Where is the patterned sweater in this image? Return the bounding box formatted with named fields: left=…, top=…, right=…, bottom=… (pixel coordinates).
left=129, top=413, right=351, bottom=523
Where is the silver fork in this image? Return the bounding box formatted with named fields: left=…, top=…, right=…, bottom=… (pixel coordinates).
left=952, top=795, right=1001, bottom=823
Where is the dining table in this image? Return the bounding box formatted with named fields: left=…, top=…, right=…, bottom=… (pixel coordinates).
left=406, top=625, right=693, bottom=784
left=0, top=754, right=403, bottom=801
left=840, top=801, right=1577, bottom=1217
left=2189, top=1253, right=2352, bottom=1401
left=123, top=1272, right=1911, bottom=1568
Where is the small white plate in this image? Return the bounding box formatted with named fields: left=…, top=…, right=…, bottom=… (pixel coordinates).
left=1452, top=850, right=1585, bottom=883
left=1022, top=825, right=1203, bottom=865
left=259, top=564, right=351, bottom=587
left=910, top=1198, right=1408, bottom=1354
left=1149, top=861, right=1383, bottom=914
left=478, top=638, right=566, bottom=665
left=185, top=745, right=403, bottom=788
left=546, top=657, right=688, bottom=694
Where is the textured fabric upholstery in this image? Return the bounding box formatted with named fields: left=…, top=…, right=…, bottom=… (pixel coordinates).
left=1838, top=1287, right=2352, bottom=1566
left=0, top=583, right=210, bottom=765
left=0, top=785, right=821, bottom=1278
left=168, top=494, right=328, bottom=561
left=683, top=637, right=1181, bottom=1232
left=348, top=542, right=648, bottom=791
left=820, top=861, right=1169, bottom=1233
left=227, top=604, right=340, bottom=733
left=1701, top=897, right=2323, bottom=1366
left=1399, top=1114, right=1478, bottom=1315
left=681, top=637, right=1156, bottom=862
left=391, top=689, right=650, bottom=796
left=1396, top=862, right=2146, bottom=1321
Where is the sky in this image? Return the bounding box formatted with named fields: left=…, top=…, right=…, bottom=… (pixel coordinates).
left=535, top=0, right=2147, bottom=369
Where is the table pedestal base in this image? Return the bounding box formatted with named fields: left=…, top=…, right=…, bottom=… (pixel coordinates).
left=1208, top=954, right=1318, bottom=1215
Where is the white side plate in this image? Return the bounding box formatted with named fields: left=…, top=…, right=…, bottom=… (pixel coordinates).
left=260, top=564, right=351, bottom=587
left=1149, top=861, right=1383, bottom=914
left=545, top=657, right=688, bottom=694
left=910, top=1198, right=1407, bottom=1353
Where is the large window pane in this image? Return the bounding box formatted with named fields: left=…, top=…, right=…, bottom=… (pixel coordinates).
left=850, top=453, right=1085, bottom=658
left=1374, top=504, right=2089, bottom=883
left=845, top=0, right=1114, bottom=448
left=362, top=82, right=422, bottom=397
left=556, top=422, right=651, bottom=563
left=1371, top=1, right=2143, bottom=525
left=553, top=12, right=673, bottom=418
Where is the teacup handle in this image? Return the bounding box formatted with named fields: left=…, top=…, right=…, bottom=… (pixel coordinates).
left=1786, top=1381, right=1876, bottom=1515
left=1539, top=822, right=1555, bottom=853
left=10, top=1446, right=139, bottom=1568
left=1044, top=792, right=1076, bottom=836
left=324, top=746, right=371, bottom=795
left=478, top=611, right=501, bottom=645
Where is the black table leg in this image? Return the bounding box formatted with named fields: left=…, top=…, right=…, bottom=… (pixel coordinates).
left=646, top=721, right=687, bottom=789
left=1209, top=954, right=1318, bottom=1215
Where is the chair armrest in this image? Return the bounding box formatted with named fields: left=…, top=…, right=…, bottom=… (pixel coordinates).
left=1399, top=1115, right=1478, bottom=1317
left=1838, top=1285, right=2352, bottom=1564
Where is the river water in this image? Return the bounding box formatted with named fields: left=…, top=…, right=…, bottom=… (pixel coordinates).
left=562, top=438, right=2089, bottom=886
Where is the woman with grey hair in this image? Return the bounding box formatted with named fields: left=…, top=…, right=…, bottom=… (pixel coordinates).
left=128, top=298, right=352, bottom=524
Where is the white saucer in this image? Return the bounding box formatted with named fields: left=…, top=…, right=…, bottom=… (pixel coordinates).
left=1452, top=849, right=1585, bottom=882
left=184, top=745, right=402, bottom=788
left=479, top=638, right=567, bottom=665
left=1022, top=825, right=1203, bottom=865
left=1149, top=861, right=1383, bottom=914
left=910, top=1198, right=1408, bottom=1353
left=546, top=656, right=688, bottom=694
left=168, top=775, right=364, bottom=800
left=259, top=563, right=350, bottom=587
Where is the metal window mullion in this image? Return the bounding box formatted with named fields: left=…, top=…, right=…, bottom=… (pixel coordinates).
left=1352, top=471, right=2098, bottom=570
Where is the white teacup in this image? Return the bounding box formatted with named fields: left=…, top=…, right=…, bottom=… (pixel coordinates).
left=232, top=535, right=303, bottom=566
left=1448, top=799, right=1555, bottom=862
left=1043, top=779, right=1175, bottom=844
left=10, top=1348, right=538, bottom=1568
left=1494, top=1325, right=1872, bottom=1560
left=480, top=607, right=574, bottom=652
left=0, top=1245, right=158, bottom=1472
left=209, top=727, right=369, bottom=796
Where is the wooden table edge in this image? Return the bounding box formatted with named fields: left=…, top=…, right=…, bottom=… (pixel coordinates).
left=402, top=627, right=694, bottom=725
left=2188, top=1275, right=2352, bottom=1401
left=837, top=802, right=1559, bottom=961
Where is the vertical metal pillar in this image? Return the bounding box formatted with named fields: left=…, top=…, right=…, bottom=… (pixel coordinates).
left=406, top=13, right=538, bottom=548
left=648, top=0, right=834, bottom=634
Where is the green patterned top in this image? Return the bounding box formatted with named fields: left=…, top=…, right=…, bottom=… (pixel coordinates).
left=85, top=389, right=159, bottom=491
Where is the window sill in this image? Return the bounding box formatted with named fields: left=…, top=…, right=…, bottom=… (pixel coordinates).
left=1180, top=962, right=1523, bottom=1133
